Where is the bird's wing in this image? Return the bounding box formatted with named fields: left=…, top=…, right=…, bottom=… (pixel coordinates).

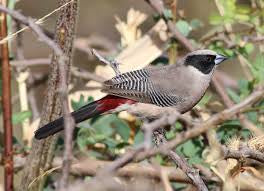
left=102, top=65, right=186, bottom=107
left=102, top=68, right=153, bottom=103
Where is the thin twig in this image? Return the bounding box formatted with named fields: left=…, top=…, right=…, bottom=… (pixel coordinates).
left=101, top=145, right=145, bottom=174
left=11, top=155, right=196, bottom=183
left=71, top=66, right=105, bottom=83
left=0, top=1, right=13, bottom=190
left=0, top=0, right=75, bottom=44
left=91, top=48, right=121, bottom=76
left=0, top=5, right=65, bottom=59
left=145, top=0, right=195, bottom=51
left=10, top=58, right=51, bottom=67
left=10, top=58, right=105, bottom=83
left=153, top=129, right=208, bottom=191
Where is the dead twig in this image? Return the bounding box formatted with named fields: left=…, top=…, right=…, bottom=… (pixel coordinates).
left=0, top=5, right=65, bottom=60
left=152, top=129, right=208, bottom=191
left=223, top=146, right=264, bottom=163
left=91, top=48, right=121, bottom=76
left=11, top=155, right=194, bottom=183
left=10, top=58, right=105, bottom=83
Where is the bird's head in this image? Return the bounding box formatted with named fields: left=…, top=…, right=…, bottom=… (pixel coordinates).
left=184, top=49, right=228, bottom=74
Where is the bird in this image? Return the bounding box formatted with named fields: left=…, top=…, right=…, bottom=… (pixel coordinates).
left=35, top=49, right=228, bottom=140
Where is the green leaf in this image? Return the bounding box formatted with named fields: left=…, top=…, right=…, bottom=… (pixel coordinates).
left=165, top=129, right=175, bottom=139
left=238, top=79, right=249, bottom=96
left=134, top=130, right=144, bottom=146
left=247, top=111, right=258, bottom=123
left=197, top=93, right=212, bottom=107
left=12, top=111, right=32, bottom=125
left=236, top=5, right=251, bottom=14
left=154, top=154, right=164, bottom=164
left=234, top=14, right=250, bottom=22
left=175, top=20, right=191, bottom=37
left=77, top=128, right=97, bottom=150
left=116, top=142, right=130, bottom=149
left=177, top=138, right=204, bottom=159
left=190, top=19, right=203, bottom=29
left=103, top=138, right=118, bottom=148
left=227, top=88, right=240, bottom=103
left=94, top=115, right=119, bottom=134
left=251, top=54, right=264, bottom=83
left=217, top=120, right=242, bottom=143
left=188, top=156, right=203, bottom=164
left=244, top=43, right=254, bottom=55
left=71, top=95, right=94, bottom=111
left=174, top=122, right=183, bottom=131
left=209, top=14, right=224, bottom=25
left=172, top=182, right=186, bottom=190
left=115, top=120, right=130, bottom=142
left=181, top=140, right=197, bottom=157
left=163, top=9, right=173, bottom=20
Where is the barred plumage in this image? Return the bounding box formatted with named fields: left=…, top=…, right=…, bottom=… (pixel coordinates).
left=103, top=68, right=184, bottom=107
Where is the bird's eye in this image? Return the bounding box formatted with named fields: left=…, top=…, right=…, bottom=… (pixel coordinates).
left=206, top=57, right=212, bottom=62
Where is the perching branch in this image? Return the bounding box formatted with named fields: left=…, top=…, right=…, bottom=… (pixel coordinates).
left=136, top=86, right=264, bottom=160
left=90, top=50, right=208, bottom=190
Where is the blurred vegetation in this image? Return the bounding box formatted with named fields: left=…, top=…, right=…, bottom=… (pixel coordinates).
left=0, top=0, right=263, bottom=190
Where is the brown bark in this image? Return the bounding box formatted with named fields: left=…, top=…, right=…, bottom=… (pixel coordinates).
left=19, top=1, right=79, bottom=191
left=0, top=0, right=14, bottom=190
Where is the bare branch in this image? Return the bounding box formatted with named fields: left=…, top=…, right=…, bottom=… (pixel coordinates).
left=136, top=86, right=264, bottom=160
left=223, top=146, right=264, bottom=163
left=153, top=129, right=208, bottom=191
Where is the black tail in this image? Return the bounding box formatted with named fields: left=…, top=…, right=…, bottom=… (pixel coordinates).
left=34, top=101, right=102, bottom=140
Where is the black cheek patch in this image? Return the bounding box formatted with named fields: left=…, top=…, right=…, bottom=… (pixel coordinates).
left=185, top=55, right=216, bottom=74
